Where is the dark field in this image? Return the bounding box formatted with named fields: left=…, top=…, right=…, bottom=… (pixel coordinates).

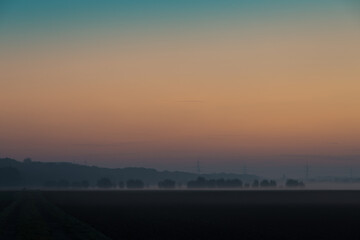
left=0, top=192, right=15, bottom=212
left=0, top=191, right=110, bottom=240
left=42, top=190, right=360, bottom=240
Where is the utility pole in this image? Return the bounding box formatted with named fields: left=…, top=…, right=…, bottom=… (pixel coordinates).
left=197, top=160, right=201, bottom=174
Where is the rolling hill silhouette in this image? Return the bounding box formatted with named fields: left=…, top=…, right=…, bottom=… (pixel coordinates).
left=0, top=158, right=258, bottom=188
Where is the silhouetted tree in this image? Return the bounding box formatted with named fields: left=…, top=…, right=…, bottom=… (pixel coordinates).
left=269, top=180, right=277, bottom=187
left=286, top=179, right=305, bottom=187
left=158, top=179, right=176, bottom=189
left=252, top=179, right=259, bottom=188
left=126, top=179, right=144, bottom=189
left=259, top=179, right=277, bottom=188
left=97, top=177, right=113, bottom=188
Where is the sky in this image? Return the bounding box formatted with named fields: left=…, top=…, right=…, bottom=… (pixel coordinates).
left=0, top=0, right=359, bottom=177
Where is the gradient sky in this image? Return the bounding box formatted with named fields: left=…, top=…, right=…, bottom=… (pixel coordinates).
left=1, top=0, right=359, bottom=177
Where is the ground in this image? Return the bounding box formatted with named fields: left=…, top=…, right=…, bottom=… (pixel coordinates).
left=1, top=190, right=360, bottom=240
left=0, top=191, right=110, bottom=240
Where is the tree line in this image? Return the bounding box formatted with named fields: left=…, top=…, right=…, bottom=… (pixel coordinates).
left=42, top=177, right=305, bottom=189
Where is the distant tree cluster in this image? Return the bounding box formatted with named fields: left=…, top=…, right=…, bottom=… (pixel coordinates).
left=187, top=177, right=243, bottom=188
left=251, top=179, right=277, bottom=188
left=286, top=179, right=305, bottom=187
left=186, top=177, right=279, bottom=189
left=43, top=176, right=304, bottom=190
